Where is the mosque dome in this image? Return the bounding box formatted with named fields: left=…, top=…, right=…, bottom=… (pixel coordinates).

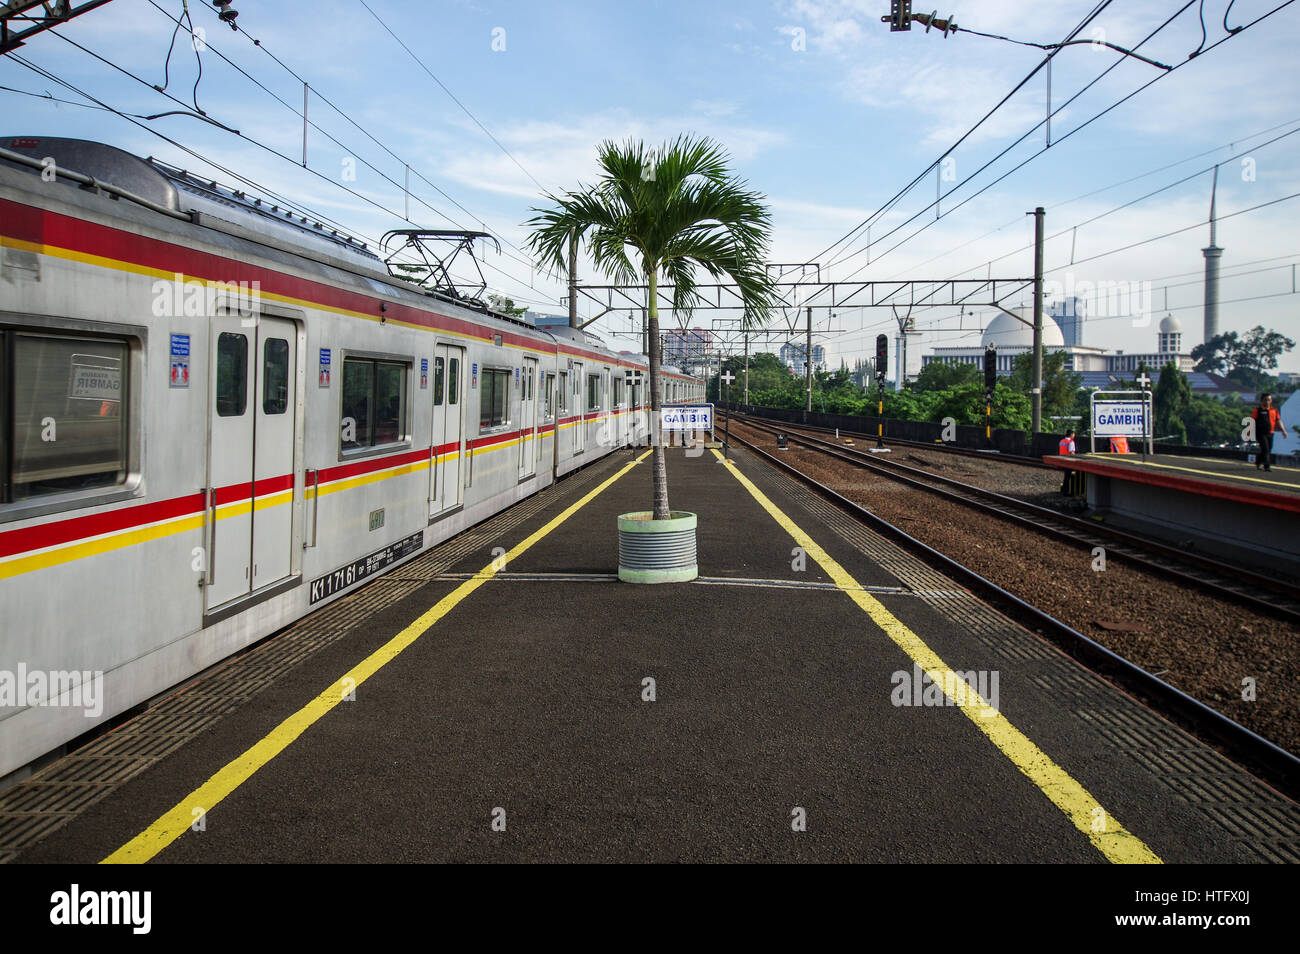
left=981, top=308, right=1065, bottom=350
left=1158, top=314, right=1181, bottom=333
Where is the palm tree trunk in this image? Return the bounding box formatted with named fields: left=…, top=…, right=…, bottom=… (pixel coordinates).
left=647, top=268, right=671, bottom=520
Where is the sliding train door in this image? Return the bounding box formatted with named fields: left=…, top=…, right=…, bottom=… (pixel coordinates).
left=430, top=343, right=465, bottom=516
left=519, top=356, right=538, bottom=480
left=205, top=314, right=299, bottom=611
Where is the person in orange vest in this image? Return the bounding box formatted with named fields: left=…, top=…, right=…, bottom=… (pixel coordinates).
left=1058, top=429, right=1078, bottom=494
left=1252, top=392, right=1289, bottom=472
left=1109, top=435, right=1129, bottom=454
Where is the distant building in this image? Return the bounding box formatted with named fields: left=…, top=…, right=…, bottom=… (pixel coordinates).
left=664, top=327, right=714, bottom=365
left=923, top=309, right=1195, bottom=379
left=1273, top=391, right=1300, bottom=457
left=525, top=311, right=570, bottom=329
left=780, top=341, right=825, bottom=377
left=1049, top=297, right=1086, bottom=348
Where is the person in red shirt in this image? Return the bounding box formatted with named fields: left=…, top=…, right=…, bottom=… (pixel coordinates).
left=1252, top=393, right=1289, bottom=472
left=1058, top=429, right=1078, bottom=494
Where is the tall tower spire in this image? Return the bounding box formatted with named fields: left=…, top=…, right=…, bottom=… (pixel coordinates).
left=1202, top=165, right=1223, bottom=343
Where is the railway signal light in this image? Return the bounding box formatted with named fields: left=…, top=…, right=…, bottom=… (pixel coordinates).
left=984, top=346, right=997, bottom=393
left=875, top=334, right=889, bottom=379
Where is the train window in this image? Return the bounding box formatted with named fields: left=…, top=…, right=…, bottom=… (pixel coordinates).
left=341, top=356, right=407, bottom=452
left=557, top=372, right=567, bottom=413
left=433, top=356, right=445, bottom=405
left=613, top=377, right=623, bottom=409
left=544, top=373, right=555, bottom=418
left=447, top=358, right=459, bottom=405
left=262, top=338, right=289, bottom=415
left=5, top=332, right=129, bottom=502
left=216, top=333, right=247, bottom=416
left=587, top=374, right=600, bottom=411
left=479, top=368, right=509, bottom=429
left=374, top=363, right=404, bottom=444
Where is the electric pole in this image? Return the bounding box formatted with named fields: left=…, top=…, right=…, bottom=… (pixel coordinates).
left=743, top=331, right=750, bottom=405
left=1031, top=206, right=1045, bottom=435
left=568, top=231, right=579, bottom=328
left=805, top=305, right=813, bottom=415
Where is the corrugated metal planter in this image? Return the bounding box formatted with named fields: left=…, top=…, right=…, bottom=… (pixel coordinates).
left=617, top=511, right=698, bottom=583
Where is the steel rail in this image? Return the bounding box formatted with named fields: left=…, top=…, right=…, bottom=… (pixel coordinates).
left=724, top=428, right=1300, bottom=802
left=734, top=417, right=1300, bottom=624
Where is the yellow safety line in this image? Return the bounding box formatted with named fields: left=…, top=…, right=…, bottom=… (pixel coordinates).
left=103, top=449, right=651, bottom=864
left=1090, top=455, right=1295, bottom=487
left=711, top=448, right=1161, bottom=865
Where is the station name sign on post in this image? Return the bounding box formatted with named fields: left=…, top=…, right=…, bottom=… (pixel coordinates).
left=660, top=404, right=714, bottom=431
left=1088, top=389, right=1154, bottom=454
left=1093, top=402, right=1148, bottom=436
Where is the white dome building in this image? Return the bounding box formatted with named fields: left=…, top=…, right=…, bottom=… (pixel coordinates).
left=1157, top=314, right=1183, bottom=355
left=922, top=305, right=1194, bottom=382
left=981, top=307, right=1065, bottom=351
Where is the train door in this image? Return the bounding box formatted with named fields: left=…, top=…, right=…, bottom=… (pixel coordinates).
left=205, top=315, right=298, bottom=610
left=251, top=318, right=298, bottom=589
left=602, top=368, right=612, bottom=449
left=613, top=374, right=625, bottom=447
left=558, top=369, right=568, bottom=462
left=572, top=361, right=585, bottom=455
left=543, top=371, right=556, bottom=473
left=430, top=343, right=464, bottom=516
left=519, top=356, right=538, bottom=479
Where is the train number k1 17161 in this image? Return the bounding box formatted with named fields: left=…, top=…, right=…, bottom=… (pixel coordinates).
left=309, top=531, right=424, bottom=603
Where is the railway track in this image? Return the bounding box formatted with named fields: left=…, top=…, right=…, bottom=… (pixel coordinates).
left=730, top=410, right=1052, bottom=468
left=730, top=417, right=1300, bottom=625
left=721, top=424, right=1300, bottom=801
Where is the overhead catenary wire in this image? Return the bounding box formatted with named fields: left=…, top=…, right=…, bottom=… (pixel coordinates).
left=177, top=0, right=543, bottom=274
left=353, top=0, right=551, bottom=196
left=895, top=115, right=1300, bottom=279
left=808, top=0, right=1118, bottom=269
left=27, top=26, right=560, bottom=308
left=824, top=0, right=1296, bottom=288
left=826, top=0, right=1297, bottom=298
left=6, top=52, right=560, bottom=306
left=826, top=0, right=1210, bottom=277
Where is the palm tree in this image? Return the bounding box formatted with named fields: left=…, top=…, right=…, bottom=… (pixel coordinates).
left=526, top=135, right=777, bottom=519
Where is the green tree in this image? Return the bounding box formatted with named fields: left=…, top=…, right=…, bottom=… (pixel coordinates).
left=911, top=361, right=979, bottom=392
left=1184, top=394, right=1249, bottom=446
left=1190, top=331, right=1239, bottom=374
left=1008, top=350, right=1082, bottom=428
left=526, top=136, right=777, bottom=519
left=485, top=293, right=527, bottom=319
left=1227, top=325, right=1296, bottom=390
left=1192, top=326, right=1295, bottom=391
left=1153, top=362, right=1191, bottom=443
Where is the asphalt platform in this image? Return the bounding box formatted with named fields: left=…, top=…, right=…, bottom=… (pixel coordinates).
left=9, top=445, right=1300, bottom=863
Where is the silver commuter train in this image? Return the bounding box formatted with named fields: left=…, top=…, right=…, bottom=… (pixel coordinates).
left=0, top=136, right=704, bottom=783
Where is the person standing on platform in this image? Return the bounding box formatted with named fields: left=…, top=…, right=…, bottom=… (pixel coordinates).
left=1252, top=393, right=1289, bottom=472
left=1058, top=429, right=1078, bottom=494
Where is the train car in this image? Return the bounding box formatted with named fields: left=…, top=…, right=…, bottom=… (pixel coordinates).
left=0, top=136, right=704, bottom=784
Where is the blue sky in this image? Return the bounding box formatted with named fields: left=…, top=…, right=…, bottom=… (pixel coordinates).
left=3, top=0, right=1297, bottom=370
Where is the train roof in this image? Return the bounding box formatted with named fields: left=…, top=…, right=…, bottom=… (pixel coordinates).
left=0, top=135, right=698, bottom=378
left=1, top=136, right=377, bottom=264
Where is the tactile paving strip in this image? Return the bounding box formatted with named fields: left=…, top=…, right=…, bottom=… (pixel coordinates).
left=0, top=453, right=631, bottom=861
left=729, top=444, right=1300, bottom=862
